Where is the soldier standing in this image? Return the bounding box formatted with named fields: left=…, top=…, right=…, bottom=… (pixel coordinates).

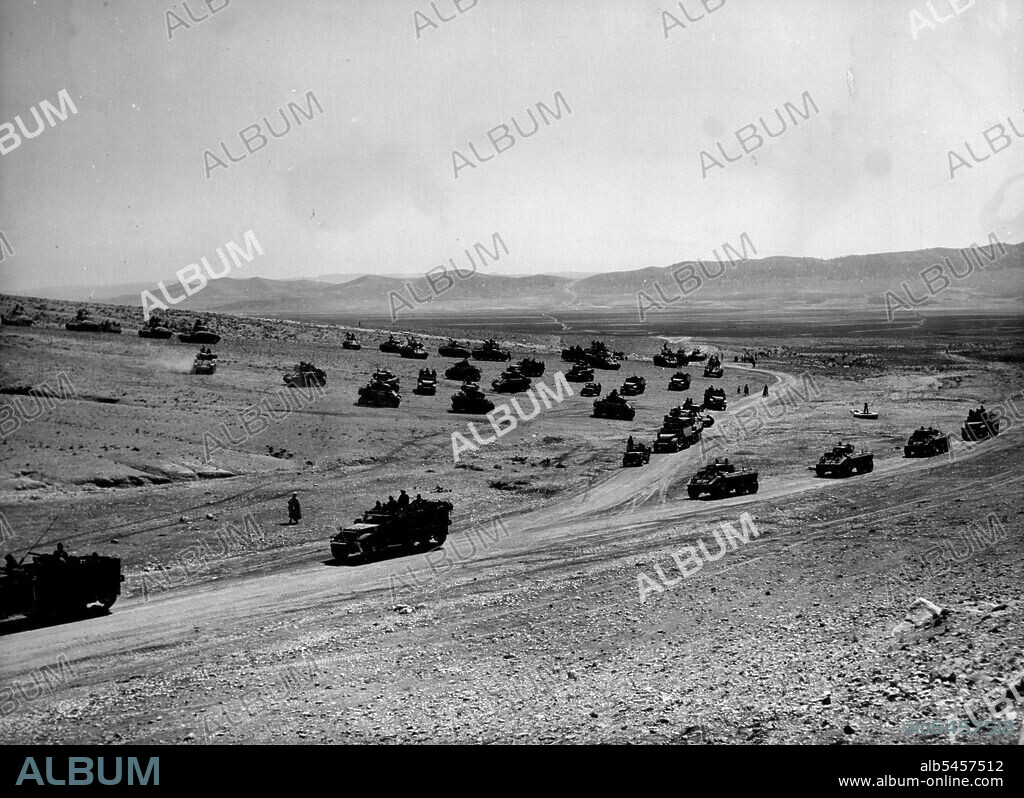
left=288, top=493, right=301, bottom=525
left=762, top=384, right=769, bottom=397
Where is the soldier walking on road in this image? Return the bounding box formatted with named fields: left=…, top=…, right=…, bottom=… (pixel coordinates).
left=288, top=493, right=301, bottom=525
left=744, top=384, right=749, bottom=396
left=762, top=384, right=769, bottom=397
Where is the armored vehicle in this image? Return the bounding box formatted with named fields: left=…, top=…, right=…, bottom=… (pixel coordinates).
left=518, top=357, right=545, bottom=377
left=657, top=407, right=702, bottom=449
left=178, top=320, right=219, bottom=344
left=438, top=339, right=471, bottom=358
left=592, top=390, right=635, bottom=420
left=814, top=442, right=873, bottom=477
left=284, top=361, right=326, bottom=387
left=331, top=499, right=453, bottom=561
left=65, top=309, right=122, bottom=334
left=586, top=352, right=621, bottom=371
left=653, top=343, right=679, bottom=368
left=561, top=344, right=588, bottom=362
left=370, top=368, right=400, bottom=390
left=687, top=459, right=759, bottom=499
left=620, top=376, right=646, bottom=396
left=904, top=426, right=950, bottom=457
left=688, top=348, right=707, bottom=362
left=653, top=431, right=684, bottom=454
left=379, top=334, right=403, bottom=353
left=342, top=332, right=361, bottom=350
left=1, top=546, right=125, bottom=618
left=566, top=362, right=595, bottom=382
left=357, top=371, right=401, bottom=407
left=703, top=386, right=727, bottom=411
left=2, top=303, right=34, bottom=327
left=445, top=358, right=481, bottom=382
left=191, top=349, right=218, bottom=375
left=399, top=335, right=429, bottom=360
left=414, top=368, right=438, bottom=396
left=472, top=339, right=511, bottom=361
left=491, top=365, right=531, bottom=393
left=622, top=438, right=651, bottom=467
left=580, top=382, right=602, bottom=397
left=961, top=406, right=999, bottom=441
left=668, top=372, right=691, bottom=391
left=138, top=315, right=173, bottom=339
left=451, top=382, right=495, bottom=414
left=703, top=354, right=724, bottom=378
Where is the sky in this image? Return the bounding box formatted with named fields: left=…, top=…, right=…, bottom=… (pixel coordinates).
left=0, top=0, right=1022, bottom=293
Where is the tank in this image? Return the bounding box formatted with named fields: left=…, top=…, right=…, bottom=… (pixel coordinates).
left=451, top=382, right=495, bottom=414
left=592, top=391, right=635, bottom=420
left=379, top=334, right=403, bottom=353
left=622, top=438, right=651, bottom=467
left=653, top=343, right=678, bottom=368
left=65, top=309, right=122, bottom=334
left=414, top=368, right=438, bottom=396
left=439, top=339, right=471, bottom=358
left=815, top=442, right=874, bottom=477
left=472, top=339, right=511, bottom=361
left=399, top=335, right=429, bottom=360
left=703, top=386, right=727, bottom=411
left=491, top=365, right=531, bottom=394
left=561, top=344, right=588, bottom=362
left=191, top=349, right=218, bottom=375
left=178, top=320, right=220, bottom=344
left=357, top=371, right=401, bottom=407
left=620, top=376, right=646, bottom=396
left=566, top=362, right=595, bottom=382
left=580, top=382, right=602, bottom=397
left=444, top=358, right=481, bottom=382
left=370, top=368, right=400, bottom=390
left=961, top=406, right=999, bottom=441
left=687, top=459, right=759, bottom=499
left=688, top=349, right=707, bottom=362
left=703, top=354, right=724, bottom=378
left=518, top=357, right=545, bottom=377
left=1, top=547, right=125, bottom=618
left=284, top=362, right=326, bottom=387
left=138, top=315, right=173, bottom=339
left=2, top=303, right=34, bottom=327
left=668, top=372, right=691, bottom=391
left=342, top=332, right=361, bottom=350
left=904, top=426, right=950, bottom=457
left=330, top=499, right=453, bottom=561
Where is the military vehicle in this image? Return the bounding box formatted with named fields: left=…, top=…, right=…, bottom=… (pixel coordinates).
left=414, top=368, right=438, bottom=396
left=491, top=365, right=531, bottom=393
left=688, top=348, right=707, bottom=362
left=656, top=406, right=703, bottom=450
left=580, top=382, right=602, bottom=397
left=1, top=546, right=125, bottom=618
left=703, top=354, right=724, bottom=378
left=342, top=332, right=361, bottom=350
left=653, top=343, right=678, bottom=368
left=2, top=303, right=34, bottom=327
left=65, top=309, right=122, bottom=334
left=472, top=339, right=511, bottom=361
left=653, top=431, right=684, bottom=453
left=961, top=406, right=999, bottom=441
left=702, top=386, right=727, bottom=411
left=668, top=372, right=691, bottom=391
left=331, top=498, right=453, bottom=561
left=621, top=375, right=646, bottom=396
left=622, top=438, right=651, bottom=467
left=904, top=426, right=950, bottom=457
left=438, top=339, right=471, bottom=358
left=592, top=390, right=635, bottom=420
left=138, top=315, right=173, bottom=339
left=399, top=335, right=429, bottom=360
left=561, top=344, right=588, bottom=362
left=451, top=382, right=495, bottom=414
left=191, top=349, right=218, bottom=375
left=584, top=340, right=621, bottom=371
left=518, top=357, right=545, bottom=377
left=687, top=459, right=759, bottom=499
left=566, top=362, right=595, bottom=382
left=284, top=361, right=326, bottom=387
left=178, top=320, right=220, bottom=344
left=379, top=334, right=403, bottom=353
left=814, top=442, right=873, bottom=477
left=445, top=358, right=481, bottom=382
left=370, top=368, right=400, bottom=390
left=357, top=371, right=401, bottom=407
left=851, top=402, right=878, bottom=420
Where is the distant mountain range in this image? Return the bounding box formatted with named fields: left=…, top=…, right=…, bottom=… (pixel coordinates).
left=28, top=242, right=1024, bottom=316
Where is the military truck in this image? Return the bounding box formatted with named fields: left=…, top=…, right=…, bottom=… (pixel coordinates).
left=1, top=303, right=34, bottom=327
left=687, top=459, right=759, bottom=499
left=656, top=406, right=702, bottom=450
left=518, top=357, right=545, bottom=377
left=703, top=354, right=724, bottom=378
left=357, top=371, right=401, bottom=407
left=414, top=368, right=438, bottom=396
left=1, top=546, right=125, bottom=618
left=399, top=335, right=429, bottom=360
left=703, top=386, right=727, bottom=411
left=445, top=358, right=481, bottom=382
left=566, top=362, right=595, bottom=382
left=593, top=390, right=635, bottom=420
left=621, top=376, right=646, bottom=396
left=668, top=372, right=691, bottom=391
left=653, top=431, right=684, bottom=454
left=622, top=438, right=651, bottom=467
left=580, top=382, right=602, bottom=397
left=138, top=315, right=173, bottom=339
left=284, top=362, right=326, bottom=387
left=904, top=427, right=950, bottom=457
left=472, top=339, right=511, bottom=361
left=66, top=308, right=122, bottom=334
left=961, top=406, right=999, bottom=441
left=814, top=442, right=873, bottom=477
left=491, top=365, right=531, bottom=393
left=451, top=382, right=495, bottom=414
left=439, top=339, right=471, bottom=358
left=331, top=499, right=453, bottom=561
left=342, top=332, right=361, bottom=350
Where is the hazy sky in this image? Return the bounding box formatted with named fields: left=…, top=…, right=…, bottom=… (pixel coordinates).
left=1, top=0, right=1022, bottom=292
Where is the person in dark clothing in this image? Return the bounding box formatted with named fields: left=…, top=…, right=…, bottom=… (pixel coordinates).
left=53, top=542, right=69, bottom=561
left=386, top=495, right=397, bottom=512
left=288, top=493, right=301, bottom=524
left=373, top=500, right=383, bottom=512
left=397, top=490, right=410, bottom=509
left=744, top=384, right=749, bottom=396
left=762, top=384, right=769, bottom=397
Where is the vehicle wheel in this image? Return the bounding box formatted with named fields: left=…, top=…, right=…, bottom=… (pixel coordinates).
left=687, top=489, right=700, bottom=500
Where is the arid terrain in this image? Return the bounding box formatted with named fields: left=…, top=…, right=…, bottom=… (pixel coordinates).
left=1, top=297, right=1022, bottom=745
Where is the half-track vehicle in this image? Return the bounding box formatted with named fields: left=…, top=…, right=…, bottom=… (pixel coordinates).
left=687, top=459, right=759, bottom=499
left=1, top=546, right=125, bottom=618
left=961, top=406, right=999, bottom=441
left=620, top=376, right=647, bottom=396
left=178, top=320, right=219, bottom=344
left=331, top=499, right=453, bottom=561
left=451, top=382, right=495, bottom=414
left=414, top=368, right=438, bottom=396
left=703, top=386, right=727, bottom=411
left=284, top=361, right=326, bottom=387
left=438, top=339, right=471, bottom=358
left=580, top=382, right=602, bottom=397
left=444, top=358, right=481, bottom=382
left=668, top=372, right=691, bottom=391
left=399, top=335, right=429, bottom=360
left=622, top=438, right=651, bottom=467
left=566, top=362, right=595, bottom=382
left=592, top=390, right=635, bottom=420
left=472, top=339, right=511, bottom=361
left=138, top=315, right=173, bottom=339
left=1, top=303, right=34, bottom=327
left=379, top=334, right=403, bottom=353
left=518, top=357, right=545, bottom=377
left=65, top=309, right=122, bottom=334
left=342, top=332, right=361, bottom=350
left=491, top=365, right=531, bottom=393
left=703, top=354, right=724, bottom=378
left=904, top=426, right=950, bottom=457
left=814, top=442, right=873, bottom=477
